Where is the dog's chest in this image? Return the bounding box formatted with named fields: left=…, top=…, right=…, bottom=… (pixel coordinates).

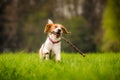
left=44, top=37, right=60, bottom=49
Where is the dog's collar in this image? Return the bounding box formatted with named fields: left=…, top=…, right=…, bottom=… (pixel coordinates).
left=49, top=37, right=60, bottom=44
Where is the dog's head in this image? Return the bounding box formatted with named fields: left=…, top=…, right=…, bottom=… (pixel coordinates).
left=44, top=19, right=70, bottom=38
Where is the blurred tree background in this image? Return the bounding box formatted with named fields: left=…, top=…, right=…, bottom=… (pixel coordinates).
left=0, top=0, right=119, bottom=53
left=101, top=0, right=120, bottom=52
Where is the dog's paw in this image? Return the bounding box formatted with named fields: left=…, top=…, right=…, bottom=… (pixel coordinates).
left=56, top=60, right=61, bottom=63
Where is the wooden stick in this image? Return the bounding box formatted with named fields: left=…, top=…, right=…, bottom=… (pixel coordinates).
left=62, top=37, right=86, bottom=57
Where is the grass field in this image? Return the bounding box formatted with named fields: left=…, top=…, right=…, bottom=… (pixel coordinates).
left=0, top=52, right=120, bottom=80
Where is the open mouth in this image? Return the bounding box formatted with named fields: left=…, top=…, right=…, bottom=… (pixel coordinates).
left=51, top=30, right=61, bottom=38
left=56, top=32, right=60, bottom=35
left=56, top=29, right=62, bottom=37
left=56, top=32, right=61, bottom=38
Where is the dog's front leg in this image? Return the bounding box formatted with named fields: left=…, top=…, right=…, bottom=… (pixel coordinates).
left=56, top=52, right=61, bottom=62
left=52, top=44, right=61, bottom=62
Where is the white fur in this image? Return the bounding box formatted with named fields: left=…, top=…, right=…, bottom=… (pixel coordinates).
left=39, top=19, right=61, bottom=61
left=48, top=19, right=53, bottom=24
left=39, top=37, right=61, bottom=61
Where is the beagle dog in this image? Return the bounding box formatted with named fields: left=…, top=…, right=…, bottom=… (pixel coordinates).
left=39, top=19, right=70, bottom=62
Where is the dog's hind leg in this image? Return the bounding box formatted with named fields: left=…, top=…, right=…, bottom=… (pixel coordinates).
left=44, top=53, right=49, bottom=60
left=39, top=49, right=43, bottom=60
left=39, top=44, right=45, bottom=60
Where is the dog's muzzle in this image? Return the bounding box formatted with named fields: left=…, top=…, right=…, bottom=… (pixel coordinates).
left=56, top=29, right=61, bottom=35
left=51, top=29, right=61, bottom=38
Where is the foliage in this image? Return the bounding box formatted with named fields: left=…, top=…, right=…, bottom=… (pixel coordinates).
left=0, top=52, right=120, bottom=80
left=2, top=0, right=119, bottom=53
left=60, top=17, right=94, bottom=52
left=102, top=0, right=120, bottom=52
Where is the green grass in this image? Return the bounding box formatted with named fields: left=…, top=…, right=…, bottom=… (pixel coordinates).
left=0, top=52, right=120, bottom=80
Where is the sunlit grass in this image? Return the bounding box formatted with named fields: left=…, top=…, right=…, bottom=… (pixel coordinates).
left=0, top=52, right=120, bottom=80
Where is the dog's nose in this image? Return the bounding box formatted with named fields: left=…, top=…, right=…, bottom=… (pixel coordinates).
left=58, top=29, right=61, bottom=32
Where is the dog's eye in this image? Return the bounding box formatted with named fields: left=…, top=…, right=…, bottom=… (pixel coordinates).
left=55, top=26, right=57, bottom=28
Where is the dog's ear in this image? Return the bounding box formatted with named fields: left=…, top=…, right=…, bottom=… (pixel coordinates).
left=48, top=19, right=54, bottom=24
left=61, top=26, right=71, bottom=34
left=44, top=24, right=53, bottom=33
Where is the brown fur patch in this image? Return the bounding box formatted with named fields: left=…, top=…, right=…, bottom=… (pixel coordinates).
left=44, top=23, right=70, bottom=34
